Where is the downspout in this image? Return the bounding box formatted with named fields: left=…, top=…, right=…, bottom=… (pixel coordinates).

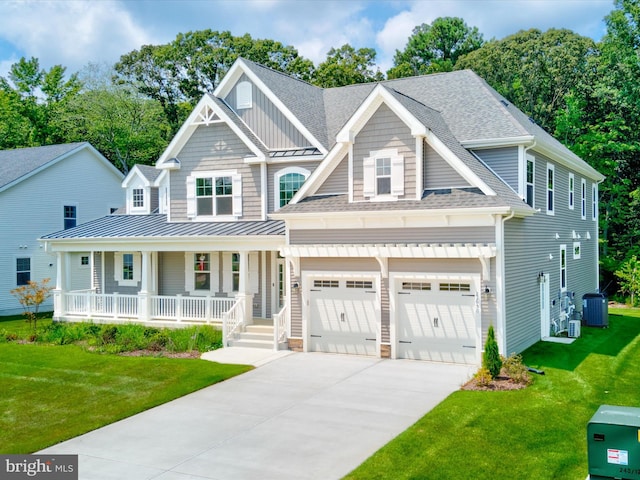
left=496, top=210, right=515, bottom=356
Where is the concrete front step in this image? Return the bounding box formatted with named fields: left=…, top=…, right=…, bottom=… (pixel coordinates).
left=229, top=338, right=274, bottom=349
left=245, top=324, right=274, bottom=334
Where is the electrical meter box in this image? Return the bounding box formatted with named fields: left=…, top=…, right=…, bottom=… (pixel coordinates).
left=588, top=405, right=640, bottom=479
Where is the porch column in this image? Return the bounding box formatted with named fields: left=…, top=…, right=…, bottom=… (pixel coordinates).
left=237, top=250, right=253, bottom=325
left=53, top=252, right=67, bottom=320
left=138, top=251, right=152, bottom=322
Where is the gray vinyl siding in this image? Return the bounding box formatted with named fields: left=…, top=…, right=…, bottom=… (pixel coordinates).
left=503, top=150, right=599, bottom=354
left=169, top=124, right=262, bottom=221
left=93, top=252, right=102, bottom=293
left=150, top=188, right=159, bottom=213
left=103, top=252, right=140, bottom=295
left=353, top=103, right=416, bottom=201
left=290, top=263, right=302, bottom=337
left=317, top=155, right=349, bottom=195
left=225, top=74, right=310, bottom=149
left=423, top=143, right=469, bottom=189
left=289, top=226, right=494, bottom=245
left=158, top=251, right=186, bottom=295
left=267, top=161, right=321, bottom=213
left=68, top=253, right=91, bottom=291
left=472, top=147, right=519, bottom=191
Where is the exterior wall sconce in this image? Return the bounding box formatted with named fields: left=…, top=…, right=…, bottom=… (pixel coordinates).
left=586, top=232, right=591, bottom=240
left=292, top=282, right=300, bottom=290
left=549, top=254, right=554, bottom=260
left=537, top=272, right=546, bottom=283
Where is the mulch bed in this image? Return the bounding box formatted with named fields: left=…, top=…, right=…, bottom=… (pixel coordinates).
left=118, top=349, right=202, bottom=359
left=462, top=374, right=530, bottom=391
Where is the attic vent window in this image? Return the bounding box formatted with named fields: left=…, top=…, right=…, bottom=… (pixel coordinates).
left=236, top=81, right=252, bottom=109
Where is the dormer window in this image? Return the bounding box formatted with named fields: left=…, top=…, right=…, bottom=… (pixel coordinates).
left=363, top=149, right=404, bottom=200
left=133, top=188, right=144, bottom=208
left=236, top=81, right=252, bottom=109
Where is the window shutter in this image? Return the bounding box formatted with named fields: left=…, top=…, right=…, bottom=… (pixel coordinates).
left=222, top=253, right=233, bottom=293
left=114, top=253, right=122, bottom=282
left=232, top=174, right=242, bottom=216
left=186, top=176, right=196, bottom=218
left=185, top=253, right=194, bottom=292
left=391, top=156, right=404, bottom=196
left=363, top=157, right=375, bottom=197
left=249, top=252, right=259, bottom=294
left=210, top=252, right=220, bottom=293
left=132, top=253, right=141, bottom=283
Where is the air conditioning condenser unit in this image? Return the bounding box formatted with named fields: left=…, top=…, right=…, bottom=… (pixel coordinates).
left=569, top=320, right=581, bottom=338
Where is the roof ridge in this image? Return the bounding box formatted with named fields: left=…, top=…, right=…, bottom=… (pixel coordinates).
left=239, top=57, right=319, bottom=90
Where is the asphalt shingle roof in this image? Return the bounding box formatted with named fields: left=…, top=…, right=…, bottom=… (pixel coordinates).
left=0, top=142, right=87, bottom=190
left=134, top=164, right=163, bottom=183
left=40, top=214, right=285, bottom=240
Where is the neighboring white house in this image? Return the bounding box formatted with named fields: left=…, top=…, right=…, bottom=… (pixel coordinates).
left=0, top=143, right=124, bottom=315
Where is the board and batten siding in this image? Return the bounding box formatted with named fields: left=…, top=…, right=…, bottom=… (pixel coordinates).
left=353, top=103, right=416, bottom=201
left=0, top=148, right=123, bottom=315
left=472, top=147, right=519, bottom=192
left=316, top=155, right=349, bottom=195
left=169, top=124, right=262, bottom=221
left=289, top=226, right=495, bottom=245
left=267, top=161, right=321, bottom=213
left=503, top=150, right=599, bottom=354
left=225, top=74, right=310, bottom=149
left=423, top=143, right=469, bottom=189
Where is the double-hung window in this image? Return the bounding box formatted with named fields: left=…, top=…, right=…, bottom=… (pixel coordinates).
left=560, top=245, right=567, bottom=292
left=526, top=156, right=535, bottom=207
left=188, top=171, right=241, bottom=219
left=546, top=164, right=554, bottom=215
left=568, top=173, right=574, bottom=210
left=16, top=258, right=30, bottom=285
left=592, top=184, right=598, bottom=221
left=114, top=252, right=140, bottom=286
left=122, top=254, right=134, bottom=281
left=64, top=205, right=77, bottom=229
left=363, top=149, right=404, bottom=200
left=581, top=179, right=587, bottom=220
left=194, top=253, right=210, bottom=290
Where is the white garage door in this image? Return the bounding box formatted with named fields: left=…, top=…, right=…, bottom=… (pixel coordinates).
left=397, top=280, right=476, bottom=364
left=309, top=278, right=377, bottom=355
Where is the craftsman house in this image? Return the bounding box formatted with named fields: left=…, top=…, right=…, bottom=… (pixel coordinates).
left=41, top=59, right=604, bottom=364
left=1, top=143, right=124, bottom=315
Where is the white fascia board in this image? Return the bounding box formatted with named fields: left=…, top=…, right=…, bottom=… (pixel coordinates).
left=336, top=85, right=427, bottom=144
left=425, top=130, right=496, bottom=196
left=533, top=138, right=605, bottom=182
left=461, top=136, right=535, bottom=149
left=289, top=143, right=349, bottom=202
left=42, top=235, right=285, bottom=253
left=157, top=94, right=265, bottom=166
left=122, top=166, right=151, bottom=188
left=215, top=59, right=327, bottom=154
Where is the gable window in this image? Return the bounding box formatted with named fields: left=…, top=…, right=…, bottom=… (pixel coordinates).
left=275, top=167, right=309, bottom=210
left=188, top=171, right=241, bottom=219
left=581, top=179, right=587, bottom=220
left=363, top=149, right=404, bottom=200
left=133, top=188, right=144, bottom=208
left=568, top=173, right=574, bottom=210
left=114, top=252, right=141, bottom=286
left=546, top=164, right=554, bottom=215
left=526, top=156, right=535, bottom=208
left=64, top=205, right=76, bottom=229
left=560, top=245, right=567, bottom=292
left=236, top=81, right=252, bottom=109
left=16, top=257, right=30, bottom=286
left=592, top=184, right=598, bottom=221
left=194, top=253, right=210, bottom=290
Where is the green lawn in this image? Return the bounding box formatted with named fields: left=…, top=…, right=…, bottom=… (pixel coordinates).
left=0, top=316, right=251, bottom=453
left=346, top=308, right=640, bottom=480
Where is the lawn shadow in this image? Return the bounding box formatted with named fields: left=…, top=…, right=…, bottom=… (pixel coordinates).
left=523, top=311, right=640, bottom=371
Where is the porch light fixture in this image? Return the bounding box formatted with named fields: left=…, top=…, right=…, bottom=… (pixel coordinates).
left=586, top=232, right=591, bottom=240
left=549, top=254, right=554, bottom=260
left=555, top=233, right=560, bottom=239
left=292, top=282, right=300, bottom=290
left=537, top=272, right=546, bottom=283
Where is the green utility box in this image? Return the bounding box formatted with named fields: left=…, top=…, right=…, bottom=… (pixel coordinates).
left=588, top=405, right=640, bottom=479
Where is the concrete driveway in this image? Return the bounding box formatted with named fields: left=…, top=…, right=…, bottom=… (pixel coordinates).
left=41, top=353, right=473, bottom=480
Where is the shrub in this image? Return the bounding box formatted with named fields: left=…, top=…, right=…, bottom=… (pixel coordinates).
left=502, top=353, right=531, bottom=385
left=483, top=325, right=502, bottom=379
left=474, top=367, right=493, bottom=387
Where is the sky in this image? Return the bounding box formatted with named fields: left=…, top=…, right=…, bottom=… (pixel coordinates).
left=0, top=0, right=615, bottom=80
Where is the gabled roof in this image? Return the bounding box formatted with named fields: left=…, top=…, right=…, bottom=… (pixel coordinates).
left=0, top=142, right=123, bottom=192
left=123, top=164, right=165, bottom=188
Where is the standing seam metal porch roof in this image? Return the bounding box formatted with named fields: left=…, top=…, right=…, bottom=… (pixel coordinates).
left=40, top=214, right=285, bottom=240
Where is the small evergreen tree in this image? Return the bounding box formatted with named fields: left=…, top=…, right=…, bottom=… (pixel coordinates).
left=483, top=324, right=502, bottom=379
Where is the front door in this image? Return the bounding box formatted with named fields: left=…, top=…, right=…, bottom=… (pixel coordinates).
left=540, top=273, right=550, bottom=337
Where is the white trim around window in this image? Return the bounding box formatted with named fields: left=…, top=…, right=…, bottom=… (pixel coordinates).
left=363, top=148, right=404, bottom=201
left=581, top=178, right=587, bottom=220
left=573, top=242, right=581, bottom=260
left=526, top=154, right=535, bottom=208
left=114, top=252, right=141, bottom=287
left=273, top=166, right=310, bottom=211
left=560, top=244, right=567, bottom=292
left=186, top=170, right=242, bottom=220
left=546, top=163, right=554, bottom=215
left=568, top=173, right=574, bottom=210
left=592, top=184, right=598, bottom=221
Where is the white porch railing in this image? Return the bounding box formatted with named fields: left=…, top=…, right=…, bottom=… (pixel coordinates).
left=62, top=290, right=235, bottom=324
left=272, top=302, right=288, bottom=351
left=221, top=297, right=245, bottom=347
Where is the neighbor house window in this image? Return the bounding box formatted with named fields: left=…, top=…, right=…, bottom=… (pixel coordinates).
left=581, top=179, right=587, bottom=220
left=64, top=205, right=76, bottom=229
left=16, top=257, right=30, bottom=286
left=275, top=167, right=309, bottom=209
left=122, top=253, right=134, bottom=281
left=546, top=164, right=554, bottom=215
left=526, top=156, right=535, bottom=208
left=568, top=173, right=574, bottom=210
left=133, top=188, right=144, bottom=208
left=560, top=245, right=567, bottom=292
left=194, top=253, right=210, bottom=290
left=592, top=184, right=598, bottom=221
left=363, top=149, right=404, bottom=200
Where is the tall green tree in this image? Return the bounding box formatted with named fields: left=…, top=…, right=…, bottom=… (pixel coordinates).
left=114, top=30, right=314, bottom=132
left=312, top=44, right=384, bottom=87
left=389, top=17, right=484, bottom=78
left=456, top=28, right=596, bottom=134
